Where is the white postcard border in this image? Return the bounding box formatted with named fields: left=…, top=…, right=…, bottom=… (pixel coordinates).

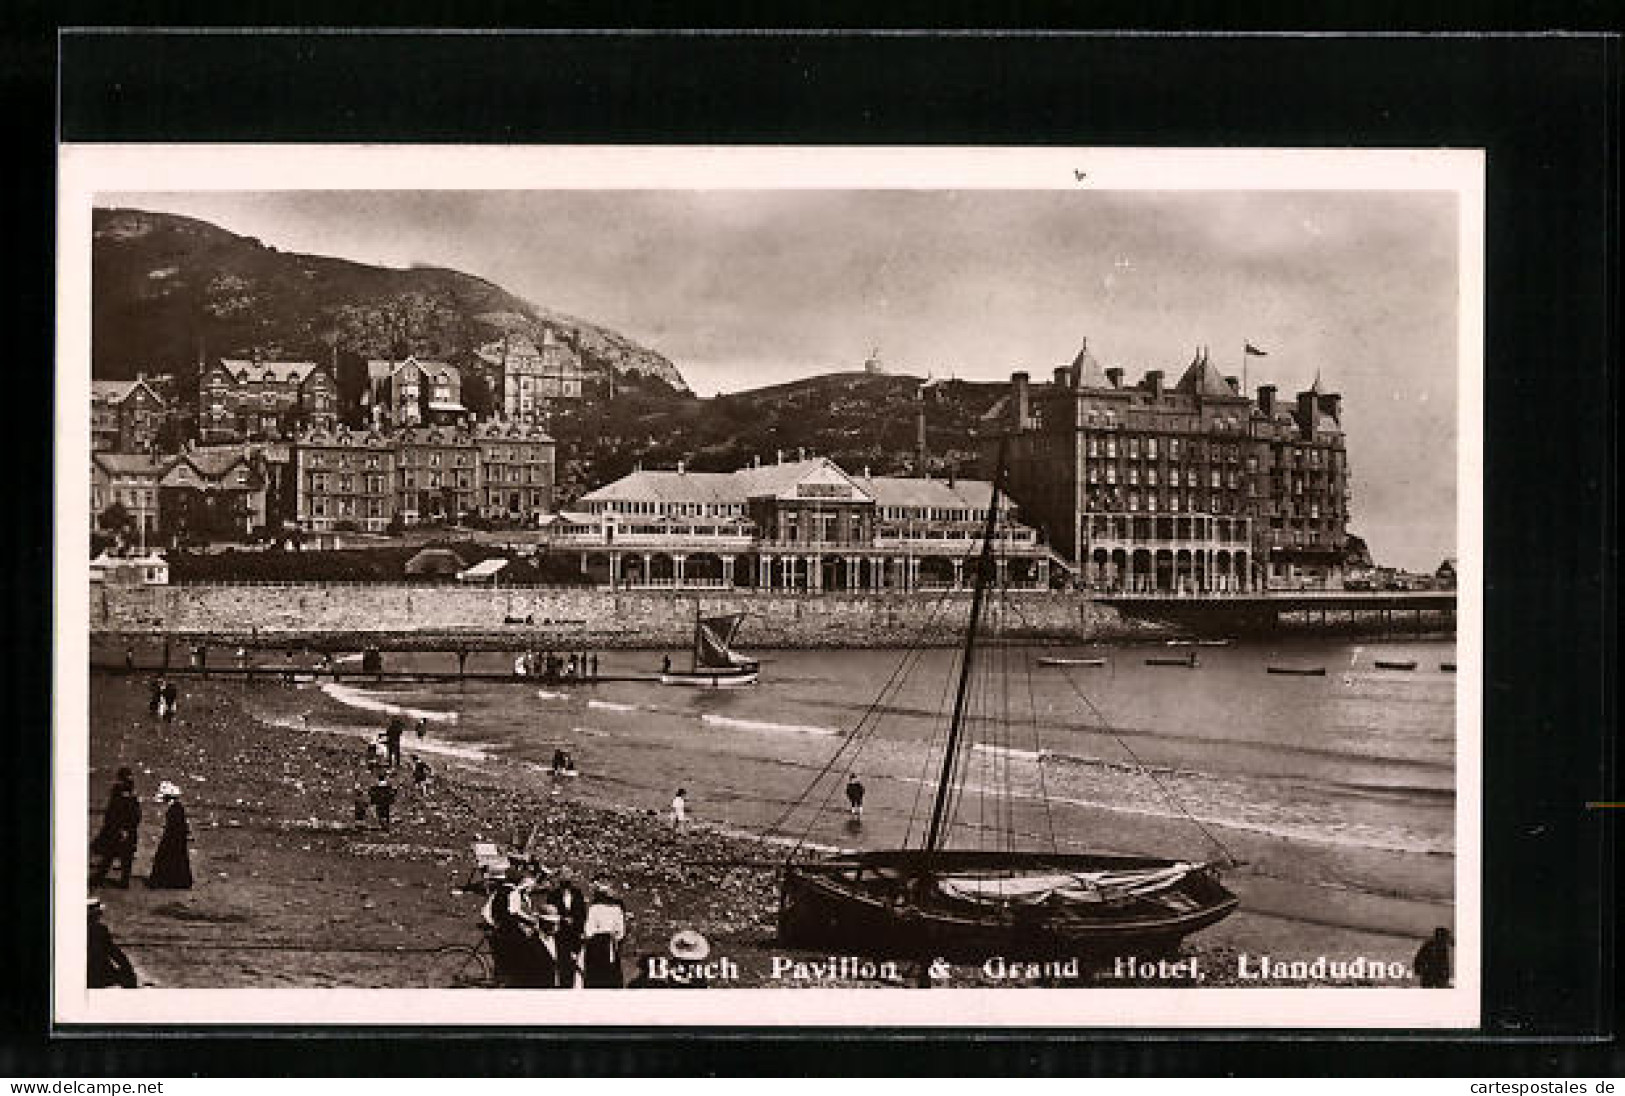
left=55, top=144, right=1483, bottom=1029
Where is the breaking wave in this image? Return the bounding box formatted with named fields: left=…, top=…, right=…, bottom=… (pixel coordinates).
left=700, top=714, right=839, bottom=737
left=320, top=682, right=459, bottom=724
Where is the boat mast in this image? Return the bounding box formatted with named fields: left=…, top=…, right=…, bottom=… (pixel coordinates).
left=922, top=436, right=1008, bottom=858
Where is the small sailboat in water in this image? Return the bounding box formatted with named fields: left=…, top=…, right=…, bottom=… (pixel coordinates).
left=773, top=443, right=1238, bottom=960
left=660, top=610, right=760, bottom=687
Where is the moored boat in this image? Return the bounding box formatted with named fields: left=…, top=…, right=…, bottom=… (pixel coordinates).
left=772, top=441, right=1238, bottom=961
left=1036, top=656, right=1107, bottom=668
left=1373, top=659, right=1419, bottom=671
left=1266, top=666, right=1326, bottom=676
left=660, top=611, right=760, bottom=687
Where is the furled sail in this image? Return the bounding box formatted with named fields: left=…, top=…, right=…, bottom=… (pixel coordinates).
left=933, top=864, right=1202, bottom=907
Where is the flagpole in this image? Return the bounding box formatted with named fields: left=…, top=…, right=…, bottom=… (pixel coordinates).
left=1242, top=342, right=1248, bottom=398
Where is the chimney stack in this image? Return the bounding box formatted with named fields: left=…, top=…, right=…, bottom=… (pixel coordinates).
left=1257, top=384, right=1277, bottom=417
left=1145, top=370, right=1164, bottom=401
left=1105, top=366, right=1123, bottom=389
left=1296, top=389, right=1318, bottom=437
left=1011, top=371, right=1031, bottom=431
left=1053, top=366, right=1071, bottom=389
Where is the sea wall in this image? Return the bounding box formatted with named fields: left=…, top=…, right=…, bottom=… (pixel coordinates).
left=91, top=582, right=1141, bottom=648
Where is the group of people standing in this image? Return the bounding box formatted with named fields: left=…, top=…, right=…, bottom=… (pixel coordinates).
left=513, top=651, right=599, bottom=681
left=146, top=678, right=180, bottom=723
left=482, top=863, right=628, bottom=988
left=89, top=768, right=192, bottom=890
left=354, top=715, right=433, bottom=830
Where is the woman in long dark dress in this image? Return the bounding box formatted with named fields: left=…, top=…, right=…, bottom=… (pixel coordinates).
left=146, top=782, right=192, bottom=889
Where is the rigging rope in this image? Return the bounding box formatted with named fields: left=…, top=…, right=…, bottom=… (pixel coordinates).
left=998, top=596, right=1242, bottom=867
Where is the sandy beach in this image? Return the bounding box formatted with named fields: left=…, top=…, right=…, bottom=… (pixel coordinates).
left=85, top=667, right=1442, bottom=990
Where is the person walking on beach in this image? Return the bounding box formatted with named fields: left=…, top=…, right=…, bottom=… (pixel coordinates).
left=1414, top=927, right=1453, bottom=988
left=369, top=775, right=397, bottom=830
left=411, top=754, right=431, bottom=796
left=385, top=715, right=405, bottom=768
left=670, top=787, right=688, bottom=831
left=416, top=717, right=427, bottom=741
left=160, top=679, right=179, bottom=723
left=90, top=768, right=141, bottom=888
left=146, top=781, right=192, bottom=889
left=845, top=774, right=866, bottom=819
left=87, top=898, right=138, bottom=989
left=124, top=645, right=135, bottom=672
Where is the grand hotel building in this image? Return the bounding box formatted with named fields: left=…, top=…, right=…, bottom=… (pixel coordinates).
left=560, top=455, right=1053, bottom=591
left=983, top=341, right=1351, bottom=592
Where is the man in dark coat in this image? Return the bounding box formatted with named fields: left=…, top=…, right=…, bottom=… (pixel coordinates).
left=523, top=904, right=573, bottom=988
left=368, top=776, right=397, bottom=830
left=1414, top=926, right=1453, bottom=988
left=87, top=899, right=137, bottom=988
left=160, top=679, right=179, bottom=723
left=549, top=867, right=588, bottom=974
left=845, top=775, right=866, bottom=818
left=90, top=769, right=141, bottom=888
left=385, top=716, right=406, bottom=768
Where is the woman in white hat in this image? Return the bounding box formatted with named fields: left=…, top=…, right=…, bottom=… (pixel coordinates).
left=582, top=880, right=627, bottom=988
left=146, top=780, right=192, bottom=889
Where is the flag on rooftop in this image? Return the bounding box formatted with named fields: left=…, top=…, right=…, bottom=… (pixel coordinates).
left=1244, top=342, right=1268, bottom=356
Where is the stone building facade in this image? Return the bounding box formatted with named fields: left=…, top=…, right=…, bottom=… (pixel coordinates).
left=91, top=378, right=167, bottom=453
left=982, top=340, right=1351, bottom=592
left=473, top=420, right=556, bottom=524
left=567, top=455, right=1051, bottom=591
left=475, top=329, right=585, bottom=419
left=198, top=358, right=338, bottom=444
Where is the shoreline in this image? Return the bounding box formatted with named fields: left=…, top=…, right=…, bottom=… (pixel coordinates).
left=85, top=670, right=1445, bottom=990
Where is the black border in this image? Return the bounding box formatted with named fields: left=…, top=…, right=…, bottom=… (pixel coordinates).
left=5, top=21, right=1619, bottom=1076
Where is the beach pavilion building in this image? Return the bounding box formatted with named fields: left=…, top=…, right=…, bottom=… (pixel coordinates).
left=561, top=455, right=1057, bottom=592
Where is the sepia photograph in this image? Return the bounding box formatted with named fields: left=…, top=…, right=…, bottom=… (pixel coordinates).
left=54, top=146, right=1481, bottom=1027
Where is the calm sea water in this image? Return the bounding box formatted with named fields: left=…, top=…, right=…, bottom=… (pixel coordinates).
left=316, top=634, right=1458, bottom=909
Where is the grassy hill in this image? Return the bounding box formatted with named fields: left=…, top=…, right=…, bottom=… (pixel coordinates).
left=546, top=371, right=1004, bottom=503
left=91, top=207, right=690, bottom=398
left=92, top=208, right=1010, bottom=500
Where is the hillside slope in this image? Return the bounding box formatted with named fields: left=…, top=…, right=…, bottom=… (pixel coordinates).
left=91, top=207, right=689, bottom=394
left=546, top=371, right=1004, bottom=503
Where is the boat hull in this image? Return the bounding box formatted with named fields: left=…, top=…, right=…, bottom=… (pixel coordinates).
left=660, top=667, right=759, bottom=687
left=1036, top=657, right=1106, bottom=667
left=779, top=849, right=1238, bottom=960
left=1266, top=666, right=1326, bottom=676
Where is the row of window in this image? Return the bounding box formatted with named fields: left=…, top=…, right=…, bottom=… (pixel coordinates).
left=1088, top=467, right=1243, bottom=489
left=1088, top=515, right=1249, bottom=540
left=1085, top=490, right=1245, bottom=515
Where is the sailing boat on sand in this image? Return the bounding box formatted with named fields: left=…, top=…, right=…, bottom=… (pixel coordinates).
left=773, top=443, right=1238, bottom=959
left=660, top=610, right=760, bottom=687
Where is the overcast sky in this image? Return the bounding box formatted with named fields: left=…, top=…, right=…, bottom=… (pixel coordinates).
left=108, top=189, right=1459, bottom=569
